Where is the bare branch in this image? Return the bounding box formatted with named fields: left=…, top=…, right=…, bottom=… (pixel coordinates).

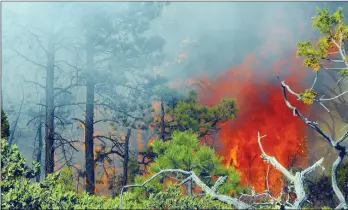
left=12, top=22, right=49, bottom=54
left=119, top=169, right=250, bottom=209
left=257, top=132, right=294, bottom=181
left=280, top=80, right=348, bottom=209
left=71, top=117, right=85, bottom=126
left=55, top=60, right=82, bottom=71
left=258, top=131, right=324, bottom=209
left=310, top=71, right=319, bottom=90
left=24, top=80, right=46, bottom=89
left=93, top=119, right=120, bottom=125
left=54, top=83, right=83, bottom=97
left=11, top=48, right=46, bottom=69
left=211, top=176, right=228, bottom=193
left=320, top=90, right=348, bottom=102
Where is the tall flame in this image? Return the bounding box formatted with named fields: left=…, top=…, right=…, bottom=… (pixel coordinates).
left=194, top=51, right=311, bottom=195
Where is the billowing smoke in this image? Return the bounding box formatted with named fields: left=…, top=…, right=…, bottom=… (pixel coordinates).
left=2, top=2, right=347, bottom=194
left=149, top=2, right=329, bottom=80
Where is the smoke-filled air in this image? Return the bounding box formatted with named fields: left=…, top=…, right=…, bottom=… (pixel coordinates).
left=1, top=2, right=348, bottom=209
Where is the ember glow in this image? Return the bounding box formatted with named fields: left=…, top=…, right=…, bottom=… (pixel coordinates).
left=194, top=52, right=311, bottom=195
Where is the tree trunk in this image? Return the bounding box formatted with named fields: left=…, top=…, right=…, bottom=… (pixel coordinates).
left=122, top=128, right=132, bottom=187
left=36, top=117, right=43, bottom=182
left=85, top=42, right=95, bottom=195
left=45, top=35, right=55, bottom=176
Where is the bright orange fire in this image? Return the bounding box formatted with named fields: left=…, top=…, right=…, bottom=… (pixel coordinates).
left=194, top=51, right=311, bottom=195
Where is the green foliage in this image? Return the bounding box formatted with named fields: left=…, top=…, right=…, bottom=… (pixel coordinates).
left=1, top=139, right=39, bottom=191
left=312, top=7, right=343, bottom=34
left=107, top=156, right=141, bottom=196
left=155, top=89, right=238, bottom=139
left=141, top=131, right=244, bottom=195
left=297, top=40, right=324, bottom=72
left=145, top=185, right=232, bottom=209
left=1, top=138, right=237, bottom=209
left=57, top=167, right=76, bottom=192
left=1, top=109, right=10, bottom=138
left=299, top=89, right=318, bottom=105
left=75, top=186, right=232, bottom=209
left=1, top=138, right=81, bottom=209
left=339, top=69, right=348, bottom=77
left=297, top=7, right=348, bottom=75
left=127, top=156, right=141, bottom=183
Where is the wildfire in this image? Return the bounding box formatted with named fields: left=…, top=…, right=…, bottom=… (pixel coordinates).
left=194, top=51, right=311, bottom=195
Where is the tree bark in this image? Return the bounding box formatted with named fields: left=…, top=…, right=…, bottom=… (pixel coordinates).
left=44, top=35, right=55, bottom=176
left=122, top=128, right=132, bottom=187
left=85, top=42, right=95, bottom=195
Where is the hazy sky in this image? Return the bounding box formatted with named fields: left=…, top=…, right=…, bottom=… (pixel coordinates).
left=2, top=1, right=347, bottom=163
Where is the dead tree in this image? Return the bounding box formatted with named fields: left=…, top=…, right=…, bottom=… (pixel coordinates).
left=122, top=127, right=132, bottom=187
left=280, top=80, right=348, bottom=209
left=8, top=20, right=81, bottom=176
left=257, top=132, right=324, bottom=209
left=84, top=33, right=96, bottom=195
left=277, top=9, right=348, bottom=208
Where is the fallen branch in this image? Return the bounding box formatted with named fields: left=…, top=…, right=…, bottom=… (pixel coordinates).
left=119, top=169, right=250, bottom=209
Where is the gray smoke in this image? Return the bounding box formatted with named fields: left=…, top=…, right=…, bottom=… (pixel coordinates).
left=2, top=2, right=347, bottom=164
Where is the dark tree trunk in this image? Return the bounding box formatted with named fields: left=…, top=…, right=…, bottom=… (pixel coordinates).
left=122, top=128, right=132, bottom=187
left=36, top=117, right=43, bottom=182
left=45, top=36, right=55, bottom=176
left=85, top=42, right=95, bottom=195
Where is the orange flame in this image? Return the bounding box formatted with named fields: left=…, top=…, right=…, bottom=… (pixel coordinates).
left=194, top=51, right=310, bottom=195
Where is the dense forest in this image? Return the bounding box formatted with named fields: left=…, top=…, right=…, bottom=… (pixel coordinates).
left=1, top=2, right=348, bottom=209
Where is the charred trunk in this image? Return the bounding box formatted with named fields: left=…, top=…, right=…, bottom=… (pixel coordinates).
left=122, top=128, right=132, bottom=187
left=45, top=36, right=55, bottom=176
left=85, top=42, right=95, bottom=195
